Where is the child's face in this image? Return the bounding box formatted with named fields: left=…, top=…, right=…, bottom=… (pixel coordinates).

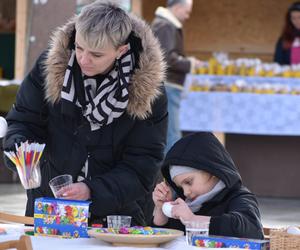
left=173, top=170, right=218, bottom=200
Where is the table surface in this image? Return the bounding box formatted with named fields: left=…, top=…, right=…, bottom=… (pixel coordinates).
left=180, top=74, right=300, bottom=135
left=0, top=224, right=244, bottom=250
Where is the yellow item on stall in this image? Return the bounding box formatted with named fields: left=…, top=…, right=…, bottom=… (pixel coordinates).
left=239, top=64, right=247, bottom=76
left=216, top=64, right=225, bottom=75
left=208, top=58, right=217, bottom=75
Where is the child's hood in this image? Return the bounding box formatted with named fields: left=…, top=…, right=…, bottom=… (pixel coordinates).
left=161, top=132, right=242, bottom=197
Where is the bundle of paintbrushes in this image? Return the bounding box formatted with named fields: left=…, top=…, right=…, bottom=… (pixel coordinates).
left=4, top=141, right=45, bottom=189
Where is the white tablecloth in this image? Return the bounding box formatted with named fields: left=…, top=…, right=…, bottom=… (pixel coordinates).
left=180, top=91, right=300, bottom=135
left=0, top=224, right=244, bottom=250
left=180, top=74, right=300, bottom=135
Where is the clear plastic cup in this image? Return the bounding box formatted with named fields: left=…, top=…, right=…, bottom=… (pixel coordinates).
left=17, top=162, right=41, bottom=189
left=185, top=221, right=210, bottom=246
left=49, top=174, right=73, bottom=198
left=107, top=215, right=132, bottom=229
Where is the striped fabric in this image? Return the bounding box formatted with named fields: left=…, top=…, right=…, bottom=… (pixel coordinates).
left=61, top=44, right=134, bottom=131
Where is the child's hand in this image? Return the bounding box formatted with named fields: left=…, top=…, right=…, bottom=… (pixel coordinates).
left=171, top=198, right=195, bottom=222
left=152, top=181, right=173, bottom=208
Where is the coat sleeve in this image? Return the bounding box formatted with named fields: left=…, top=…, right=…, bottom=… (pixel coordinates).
left=274, top=37, right=285, bottom=65
left=83, top=86, right=168, bottom=217
left=2, top=52, right=48, bottom=171
left=209, top=190, right=264, bottom=240
left=154, top=24, right=191, bottom=74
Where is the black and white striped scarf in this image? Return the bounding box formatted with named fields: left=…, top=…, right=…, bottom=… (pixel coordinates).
left=61, top=44, right=135, bottom=131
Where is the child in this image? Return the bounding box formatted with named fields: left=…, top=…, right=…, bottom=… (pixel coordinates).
left=152, top=132, right=264, bottom=239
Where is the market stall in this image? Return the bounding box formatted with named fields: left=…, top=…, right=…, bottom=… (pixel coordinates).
left=180, top=74, right=300, bottom=135
left=180, top=70, right=300, bottom=198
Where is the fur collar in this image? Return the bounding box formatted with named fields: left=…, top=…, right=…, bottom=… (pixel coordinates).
left=44, top=14, right=166, bottom=120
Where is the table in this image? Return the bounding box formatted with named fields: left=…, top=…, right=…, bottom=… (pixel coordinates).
left=180, top=91, right=300, bottom=135
left=0, top=224, right=244, bottom=250
left=0, top=80, right=21, bottom=113
left=180, top=74, right=300, bottom=135
left=179, top=74, right=300, bottom=198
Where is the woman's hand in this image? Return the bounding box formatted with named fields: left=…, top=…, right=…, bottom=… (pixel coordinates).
left=58, top=182, right=91, bottom=200
left=171, top=198, right=195, bottom=222
left=152, top=181, right=173, bottom=208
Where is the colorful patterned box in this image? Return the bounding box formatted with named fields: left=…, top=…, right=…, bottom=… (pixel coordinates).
left=192, top=235, right=270, bottom=249
left=34, top=197, right=90, bottom=238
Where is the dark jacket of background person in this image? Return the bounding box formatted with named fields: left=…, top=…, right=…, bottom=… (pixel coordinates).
left=160, top=132, right=264, bottom=239
left=151, top=12, right=191, bottom=86
left=274, top=37, right=291, bottom=65
left=3, top=15, right=167, bottom=226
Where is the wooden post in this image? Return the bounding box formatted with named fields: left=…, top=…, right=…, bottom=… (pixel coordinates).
left=15, top=0, right=29, bottom=80
left=213, top=132, right=226, bottom=146
left=131, top=0, right=143, bottom=16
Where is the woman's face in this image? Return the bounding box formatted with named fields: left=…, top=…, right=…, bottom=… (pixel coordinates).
left=291, top=11, right=300, bottom=30
left=173, top=170, right=218, bottom=201
left=75, top=33, right=127, bottom=76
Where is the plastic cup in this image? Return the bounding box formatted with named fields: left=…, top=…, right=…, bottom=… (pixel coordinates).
left=49, top=174, right=73, bottom=198
left=185, top=221, right=210, bottom=246
left=106, top=215, right=132, bottom=229
left=17, top=162, right=41, bottom=189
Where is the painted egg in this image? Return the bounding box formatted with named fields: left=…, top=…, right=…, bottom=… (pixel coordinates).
left=162, top=202, right=173, bottom=218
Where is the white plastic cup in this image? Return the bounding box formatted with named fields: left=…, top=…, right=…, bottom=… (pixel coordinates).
left=185, top=221, right=210, bottom=246
left=106, top=215, right=132, bottom=229
left=17, top=162, right=41, bottom=189
left=49, top=174, right=73, bottom=198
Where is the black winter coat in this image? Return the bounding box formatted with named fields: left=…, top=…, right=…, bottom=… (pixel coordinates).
left=160, top=132, right=264, bottom=239
left=3, top=15, right=167, bottom=226
left=274, top=37, right=291, bottom=65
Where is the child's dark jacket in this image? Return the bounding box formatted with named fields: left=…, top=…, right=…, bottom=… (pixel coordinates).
left=161, top=132, right=264, bottom=239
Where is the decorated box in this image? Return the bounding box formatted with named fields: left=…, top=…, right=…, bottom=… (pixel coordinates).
left=192, top=235, right=269, bottom=249
left=34, top=197, right=90, bottom=238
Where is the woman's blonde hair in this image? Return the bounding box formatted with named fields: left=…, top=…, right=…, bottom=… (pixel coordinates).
left=75, top=0, right=132, bottom=49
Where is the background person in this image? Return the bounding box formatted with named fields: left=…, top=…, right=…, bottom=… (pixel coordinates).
left=274, top=1, right=300, bottom=65
left=151, top=0, right=202, bottom=153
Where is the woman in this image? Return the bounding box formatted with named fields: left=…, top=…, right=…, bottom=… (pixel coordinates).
left=3, top=0, right=167, bottom=226
left=274, top=1, right=300, bottom=65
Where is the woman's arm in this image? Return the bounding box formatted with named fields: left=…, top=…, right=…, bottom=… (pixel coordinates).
left=83, top=86, right=168, bottom=217
left=3, top=52, right=49, bottom=170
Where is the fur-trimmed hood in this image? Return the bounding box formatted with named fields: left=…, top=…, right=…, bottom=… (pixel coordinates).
left=44, top=14, right=166, bottom=120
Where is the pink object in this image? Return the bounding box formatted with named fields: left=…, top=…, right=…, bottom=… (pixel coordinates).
left=291, top=39, right=300, bottom=64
